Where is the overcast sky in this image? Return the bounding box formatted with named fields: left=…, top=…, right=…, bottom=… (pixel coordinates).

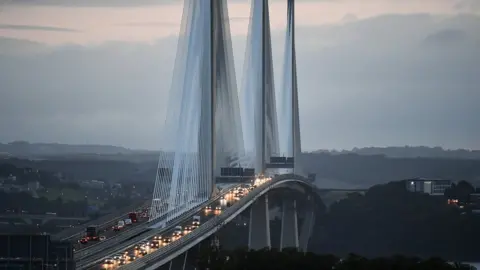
left=0, top=0, right=479, bottom=151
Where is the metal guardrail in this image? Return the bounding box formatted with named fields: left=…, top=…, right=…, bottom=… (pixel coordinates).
left=76, top=185, right=241, bottom=269
left=121, top=174, right=312, bottom=270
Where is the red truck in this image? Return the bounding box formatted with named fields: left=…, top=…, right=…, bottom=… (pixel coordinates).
left=79, top=225, right=100, bottom=244
left=128, top=212, right=138, bottom=223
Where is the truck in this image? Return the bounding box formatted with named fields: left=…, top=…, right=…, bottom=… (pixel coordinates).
left=192, top=216, right=201, bottom=228
left=128, top=212, right=138, bottom=223
left=124, top=218, right=132, bottom=225
left=113, top=220, right=125, bottom=231
left=85, top=225, right=100, bottom=241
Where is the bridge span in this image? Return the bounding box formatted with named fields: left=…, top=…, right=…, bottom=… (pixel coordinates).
left=73, top=174, right=318, bottom=270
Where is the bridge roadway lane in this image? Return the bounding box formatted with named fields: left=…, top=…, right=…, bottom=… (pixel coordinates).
left=74, top=212, right=150, bottom=252
left=119, top=175, right=313, bottom=270
left=89, top=201, right=226, bottom=270
left=76, top=185, right=241, bottom=269
left=54, top=200, right=150, bottom=241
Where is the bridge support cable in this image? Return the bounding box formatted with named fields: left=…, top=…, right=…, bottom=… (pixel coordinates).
left=278, top=0, right=302, bottom=174
left=279, top=198, right=299, bottom=250
left=150, top=0, right=242, bottom=223
left=241, top=0, right=279, bottom=174
left=299, top=195, right=316, bottom=252
left=248, top=194, right=271, bottom=250
left=213, top=0, right=245, bottom=174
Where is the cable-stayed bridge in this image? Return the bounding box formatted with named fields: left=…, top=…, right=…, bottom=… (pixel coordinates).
left=72, top=0, right=327, bottom=269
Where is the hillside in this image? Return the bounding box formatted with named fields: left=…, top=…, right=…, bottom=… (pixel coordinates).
left=0, top=141, right=153, bottom=157
left=312, top=146, right=480, bottom=160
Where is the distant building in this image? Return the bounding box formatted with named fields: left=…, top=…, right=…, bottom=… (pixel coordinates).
left=27, top=181, right=41, bottom=191
left=405, top=178, right=452, bottom=195
left=111, top=182, right=122, bottom=189
left=0, top=233, right=75, bottom=269
left=7, top=174, right=16, bottom=182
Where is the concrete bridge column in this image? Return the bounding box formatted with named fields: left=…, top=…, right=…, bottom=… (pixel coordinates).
left=280, top=198, right=299, bottom=250
left=21, top=218, right=33, bottom=225
left=248, top=194, right=271, bottom=250
left=158, top=251, right=188, bottom=270
left=299, top=195, right=316, bottom=252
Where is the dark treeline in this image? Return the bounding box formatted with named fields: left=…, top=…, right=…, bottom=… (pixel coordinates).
left=195, top=248, right=475, bottom=270
left=310, top=181, right=480, bottom=262
left=215, top=181, right=480, bottom=262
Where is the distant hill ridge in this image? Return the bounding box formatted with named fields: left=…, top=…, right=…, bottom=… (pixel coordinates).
left=312, top=146, right=480, bottom=159
left=0, top=141, right=152, bottom=156
left=1, top=142, right=479, bottom=160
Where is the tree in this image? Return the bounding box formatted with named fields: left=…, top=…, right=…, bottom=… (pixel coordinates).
left=445, top=181, right=475, bottom=203
left=195, top=248, right=470, bottom=270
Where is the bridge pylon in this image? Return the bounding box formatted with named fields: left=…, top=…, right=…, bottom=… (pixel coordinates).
left=278, top=0, right=302, bottom=175
left=149, top=0, right=244, bottom=223
left=241, top=0, right=279, bottom=176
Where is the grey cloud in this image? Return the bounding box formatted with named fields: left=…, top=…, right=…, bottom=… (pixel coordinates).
left=0, top=37, right=49, bottom=55
left=341, top=13, right=358, bottom=23
left=454, top=0, right=480, bottom=12
left=9, top=0, right=332, bottom=6
left=424, top=29, right=468, bottom=45
left=0, top=14, right=479, bottom=150
left=0, top=24, right=80, bottom=32
left=8, top=0, right=178, bottom=7
left=117, top=22, right=179, bottom=27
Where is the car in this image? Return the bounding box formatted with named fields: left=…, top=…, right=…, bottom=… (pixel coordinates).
left=104, top=257, right=115, bottom=265
left=126, top=252, right=136, bottom=261
left=113, top=254, right=123, bottom=261
left=215, top=206, right=222, bottom=211
left=150, top=241, right=160, bottom=248
left=162, top=237, right=172, bottom=245
left=99, top=236, right=106, bottom=241
left=79, top=238, right=88, bottom=244
left=139, top=249, right=148, bottom=256
left=205, top=206, right=212, bottom=211
left=173, top=226, right=183, bottom=236
left=153, top=235, right=162, bottom=241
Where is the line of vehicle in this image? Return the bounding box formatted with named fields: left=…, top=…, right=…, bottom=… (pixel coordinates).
left=76, top=185, right=241, bottom=270
left=56, top=200, right=149, bottom=242
left=121, top=182, right=270, bottom=269
left=74, top=213, right=149, bottom=254
left=123, top=175, right=312, bottom=270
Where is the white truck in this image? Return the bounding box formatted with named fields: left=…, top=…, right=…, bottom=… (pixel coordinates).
left=113, top=220, right=125, bottom=231
left=192, top=216, right=201, bottom=228
left=124, top=218, right=132, bottom=225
